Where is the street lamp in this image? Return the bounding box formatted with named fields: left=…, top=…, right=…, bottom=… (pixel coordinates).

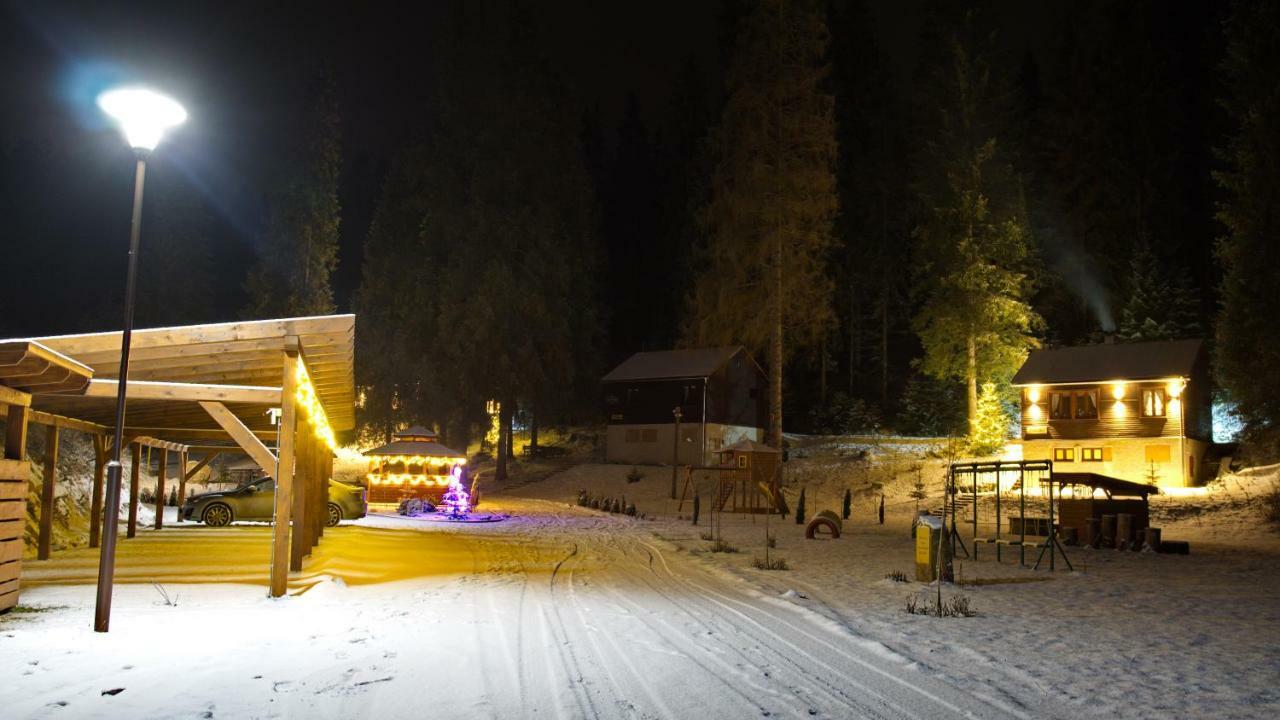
left=93, top=86, right=186, bottom=633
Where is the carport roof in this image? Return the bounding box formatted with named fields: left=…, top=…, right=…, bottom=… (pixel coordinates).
left=0, top=315, right=355, bottom=436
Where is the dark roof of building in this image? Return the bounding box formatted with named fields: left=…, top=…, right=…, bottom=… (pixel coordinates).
left=601, top=347, right=749, bottom=382
left=395, top=426, right=438, bottom=440
left=1051, top=472, right=1159, bottom=497
left=1011, top=339, right=1204, bottom=386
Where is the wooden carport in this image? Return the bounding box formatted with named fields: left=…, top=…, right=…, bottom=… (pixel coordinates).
left=0, top=314, right=355, bottom=612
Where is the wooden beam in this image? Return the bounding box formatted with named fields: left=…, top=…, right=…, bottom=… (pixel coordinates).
left=154, top=449, right=167, bottom=530
left=184, top=451, right=220, bottom=481
left=89, top=435, right=105, bottom=548
left=199, top=402, right=278, bottom=477
left=130, top=436, right=189, bottom=453
left=37, top=425, right=58, bottom=560
left=127, top=444, right=141, bottom=539
left=0, top=385, right=31, bottom=408
left=4, top=404, right=29, bottom=461
left=271, top=349, right=300, bottom=597
left=79, top=379, right=282, bottom=405
left=123, top=428, right=278, bottom=442
left=26, top=409, right=109, bottom=435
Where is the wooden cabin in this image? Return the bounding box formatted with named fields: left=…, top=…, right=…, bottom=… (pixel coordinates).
left=1011, top=339, right=1211, bottom=488
left=602, top=347, right=766, bottom=466
left=363, top=426, right=467, bottom=505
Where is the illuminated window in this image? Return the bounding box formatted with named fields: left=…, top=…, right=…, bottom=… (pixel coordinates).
left=1081, top=447, right=1108, bottom=462
left=1074, top=390, right=1098, bottom=419
left=1049, top=392, right=1071, bottom=419
left=1141, top=388, right=1165, bottom=418
left=1144, top=444, right=1171, bottom=463
left=1053, top=447, right=1075, bottom=462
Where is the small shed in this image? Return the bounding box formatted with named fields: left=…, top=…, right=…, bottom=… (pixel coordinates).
left=1052, top=472, right=1157, bottom=543
left=363, top=426, right=466, bottom=505
left=713, top=439, right=781, bottom=514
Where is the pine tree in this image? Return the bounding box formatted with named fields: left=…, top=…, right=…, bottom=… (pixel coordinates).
left=969, top=382, right=1009, bottom=456
left=684, top=0, right=838, bottom=450
left=1215, top=0, right=1280, bottom=434
left=243, top=76, right=341, bottom=318
left=911, top=10, right=1040, bottom=434
left=1117, top=243, right=1203, bottom=342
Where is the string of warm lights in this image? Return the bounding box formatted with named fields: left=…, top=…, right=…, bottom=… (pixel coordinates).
left=294, top=361, right=337, bottom=449
left=367, top=473, right=455, bottom=487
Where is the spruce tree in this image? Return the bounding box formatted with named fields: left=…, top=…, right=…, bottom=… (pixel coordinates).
left=1215, top=0, right=1280, bottom=435
left=684, top=0, right=838, bottom=450
left=911, top=10, right=1040, bottom=434
left=1118, top=243, right=1203, bottom=342
left=969, top=382, right=1009, bottom=456
left=243, top=76, right=341, bottom=318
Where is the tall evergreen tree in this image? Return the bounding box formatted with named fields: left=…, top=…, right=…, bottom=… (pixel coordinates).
left=1215, top=0, right=1280, bottom=434
left=911, top=10, right=1040, bottom=436
left=684, top=0, right=838, bottom=449
left=243, top=76, right=342, bottom=318
left=1117, top=243, right=1203, bottom=342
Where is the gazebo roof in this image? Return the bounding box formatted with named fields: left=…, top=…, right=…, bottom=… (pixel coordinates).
left=364, top=439, right=465, bottom=459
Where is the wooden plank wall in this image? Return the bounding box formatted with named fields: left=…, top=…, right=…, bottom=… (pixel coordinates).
left=2, top=398, right=30, bottom=612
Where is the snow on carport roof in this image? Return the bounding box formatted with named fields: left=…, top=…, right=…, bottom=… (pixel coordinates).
left=602, top=347, right=745, bottom=382
left=1011, top=339, right=1204, bottom=386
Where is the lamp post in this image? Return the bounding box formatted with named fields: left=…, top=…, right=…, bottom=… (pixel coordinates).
left=670, top=406, right=683, bottom=499
left=93, top=87, right=186, bottom=633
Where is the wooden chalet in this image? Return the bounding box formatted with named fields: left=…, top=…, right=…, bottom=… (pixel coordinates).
left=0, top=314, right=355, bottom=611
left=1011, top=339, right=1211, bottom=488
left=363, top=426, right=466, bottom=505
left=602, top=347, right=766, bottom=466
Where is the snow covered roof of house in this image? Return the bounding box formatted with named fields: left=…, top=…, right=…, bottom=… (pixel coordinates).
left=1011, top=339, right=1204, bottom=386
left=363, top=439, right=465, bottom=459
left=719, top=439, right=779, bottom=454
left=601, top=347, right=748, bottom=382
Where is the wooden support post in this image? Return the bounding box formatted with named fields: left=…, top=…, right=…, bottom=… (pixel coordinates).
left=127, top=444, right=141, bottom=539
left=90, top=435, right=106, bottom=548
left=37, top=425, right=58, bottom=560
left=271, top=348, right=300, bottom=597
left=5, top=404, right=29, bottom=461
left=176, top=451, right=188, bottom=523
left=154, top=449, right=168, bottom=529
left=290, top=415, right=309, bottom=571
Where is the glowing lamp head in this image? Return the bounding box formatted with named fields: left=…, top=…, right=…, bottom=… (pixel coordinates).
left=1111, top=382, right=1126, bottom=401
left=1027, top=386, right=1041, bottom=403
left=1167, top=379, right=1185, bottom=398
left=97, top=87, right=187, bottom=151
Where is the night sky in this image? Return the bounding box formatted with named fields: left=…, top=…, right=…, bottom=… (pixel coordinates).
left=0, top=1, right=1208, bottom=339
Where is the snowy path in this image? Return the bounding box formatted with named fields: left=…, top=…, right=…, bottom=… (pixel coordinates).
left=2, top=500, right=1028, bottom=719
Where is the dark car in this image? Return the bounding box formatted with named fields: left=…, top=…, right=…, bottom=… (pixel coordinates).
left=182, top=476, right=366, bottom=527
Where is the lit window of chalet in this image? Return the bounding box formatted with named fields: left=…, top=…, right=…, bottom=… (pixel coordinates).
left=1049, top=392, right=1071, bottom=419
left=1141, top=388, right=1165, bottom=418
left=1074, top=390, right=1098, bottom=419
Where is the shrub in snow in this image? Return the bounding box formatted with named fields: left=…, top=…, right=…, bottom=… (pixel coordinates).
left=842, top=488, right=851, bottom=520
left=626, top=503, right=637, bottom=516
left=709, top=539, right=738, bottom=553
left=752, top=555, right=788, bottom=570
left=1263, top=482, right=1280, bottom=526
left=626, top=466, right=643, bottom=483
left=692, top=493, right=700, bottom=525
left=885, top=570, right=909, bottom=583
left=795, top=488, right=806, bottom=525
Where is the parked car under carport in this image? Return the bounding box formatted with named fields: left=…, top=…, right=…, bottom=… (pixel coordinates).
left=182, top=476, right=367, bottom=527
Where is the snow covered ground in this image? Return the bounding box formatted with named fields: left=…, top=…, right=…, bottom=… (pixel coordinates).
left=3, top=459, right=1279, bottom=719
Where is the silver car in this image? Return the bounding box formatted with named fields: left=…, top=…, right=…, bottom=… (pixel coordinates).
left=181, top=476, right=367, bottom=527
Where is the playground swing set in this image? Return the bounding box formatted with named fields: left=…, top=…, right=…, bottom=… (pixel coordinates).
left=945, top=460, right=1074, bottom=572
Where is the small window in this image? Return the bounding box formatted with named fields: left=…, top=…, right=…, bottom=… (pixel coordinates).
left=1049, top=392, right=1071, bottom=419
left=737, top=455, right=748, bottom=468
left=1074, top=390, right=1098, bottom=419
left=1053, top=447, right=1075, bottom=462
left=1141, top=389, right=1165, bottom=418
left=1081, top=447, right=1106, bottom=462
left=641, top=429, right=658, bottom=443
left=1144, top=444, right=1171, bottom=463
left=625, top=429, right=640, bottom=443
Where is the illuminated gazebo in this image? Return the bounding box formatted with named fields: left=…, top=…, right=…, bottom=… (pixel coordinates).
left=364, top=426, right=467, bottom=505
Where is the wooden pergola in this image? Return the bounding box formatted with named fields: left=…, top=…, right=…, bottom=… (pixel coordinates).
left=0, top=314, right=355, bottom=610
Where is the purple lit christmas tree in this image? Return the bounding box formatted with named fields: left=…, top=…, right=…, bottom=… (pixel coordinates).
left=441, top=466, right=470, bottom=519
